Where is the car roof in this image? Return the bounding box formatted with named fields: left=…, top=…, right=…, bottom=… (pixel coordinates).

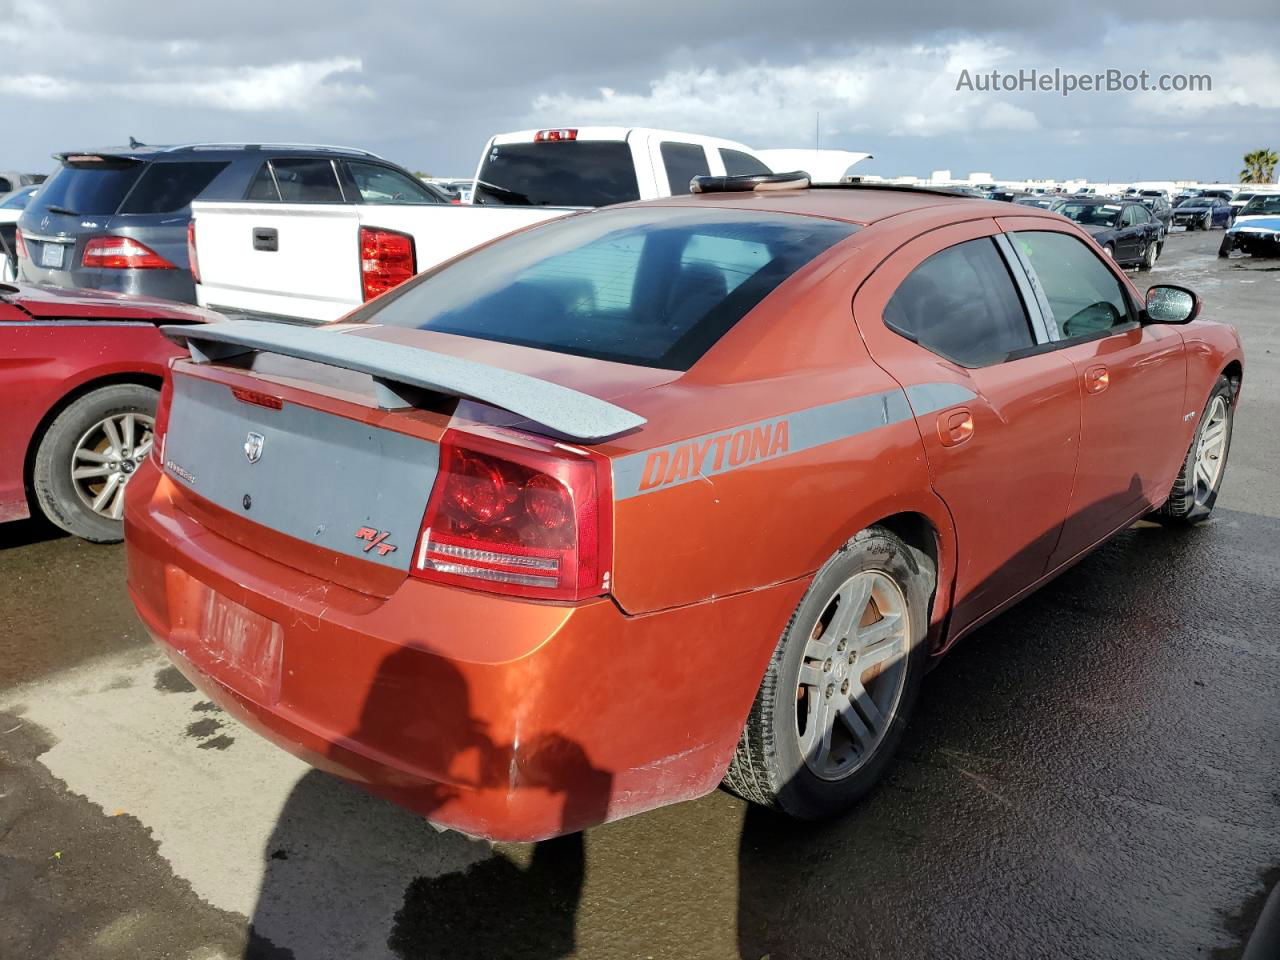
left=632, top=184, right=1021, bottom=226
left=53, top=143, right=383, bottom=163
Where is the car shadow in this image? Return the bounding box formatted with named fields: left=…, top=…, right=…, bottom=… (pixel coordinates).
left=0, top=516, right=67, bottom=551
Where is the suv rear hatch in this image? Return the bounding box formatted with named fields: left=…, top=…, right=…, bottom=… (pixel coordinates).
left=20, top=152, right=228, bottom=292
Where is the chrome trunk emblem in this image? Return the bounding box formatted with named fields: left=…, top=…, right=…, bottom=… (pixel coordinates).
left=244, top=432, right=265, bottom=463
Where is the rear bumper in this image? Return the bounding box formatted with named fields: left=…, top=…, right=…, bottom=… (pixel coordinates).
left=124, top=464, right=804, bottom=840
left=19, top=261, right=196, bottom=303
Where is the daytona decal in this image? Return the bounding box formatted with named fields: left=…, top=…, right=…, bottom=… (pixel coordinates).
left=613, top=383, right=976, bottom=500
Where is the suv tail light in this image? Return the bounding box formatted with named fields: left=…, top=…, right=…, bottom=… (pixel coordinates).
left=411, top=429, right=612, bottom=602
left=14, top=228, right=28, bottom=260
left=82, top=236, right=176, bottom=269
left=359, top=226, right=416, bottom=301
left=187, top=220, right=201, bottom=284
left=152, top=372, right=175, bottom=466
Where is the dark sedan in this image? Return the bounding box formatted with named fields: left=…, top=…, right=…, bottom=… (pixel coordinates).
left=1056, top=198, right=1163, bottom=269
left=1172, top=197, right=1234, bottom=230
left=1136, top=194, right=1173, bottom=230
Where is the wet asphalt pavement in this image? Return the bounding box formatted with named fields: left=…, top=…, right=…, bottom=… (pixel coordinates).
left=1, top=227, right=1278, bottom=960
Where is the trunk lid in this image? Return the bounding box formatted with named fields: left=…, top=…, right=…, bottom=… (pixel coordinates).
left=159, top=324, right=667, bottom=596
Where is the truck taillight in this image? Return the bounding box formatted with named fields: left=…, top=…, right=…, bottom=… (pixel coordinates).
left=82, top=236, right=176, bottom=269
left=152, top=372, right=174, bottom=466
left=411, top=428, right=611, bottom=602
left=187, top=220, right=201, bottom=284
left=14, top=228, right=28, bottom=260
left=359, top=226, right=416, bottom=301
left=534, top=129, right=577, bottom=142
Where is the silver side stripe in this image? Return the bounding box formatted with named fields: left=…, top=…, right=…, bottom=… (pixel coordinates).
left=614, top=382, right=976, bottom=500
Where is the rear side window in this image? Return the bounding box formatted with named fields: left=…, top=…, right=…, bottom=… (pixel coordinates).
left=28, top=159, right=144, bottom=216
left=117, top=161, right=229, bottom=214
left=245, top=159, right=344, bottom=202
left=661, top=142, right=710, bottom=195
left=720, top=149, right=772, bottom=177
left=474, top=141, right=640, bottom=207
left=884, top=238, right=1034, bottom=367
left=346, top=161, right=441, bottom=204
left=1010, top=231, right=1132, bottom=339
left=353, top=206, right=856, bottom=370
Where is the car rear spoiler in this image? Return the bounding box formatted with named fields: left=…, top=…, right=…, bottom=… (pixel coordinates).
left=161, top=319, right=647, bottom=443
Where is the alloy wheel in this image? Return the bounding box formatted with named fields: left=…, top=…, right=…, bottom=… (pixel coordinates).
left=796, top=570, right=910, bottom=780
left=70, top=412, right=155, bottom=520
left=1193, top=395, right=1228, bottom=504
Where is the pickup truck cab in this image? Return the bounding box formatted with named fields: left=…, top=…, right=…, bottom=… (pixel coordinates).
left=190, top=127, right=773, bottom=324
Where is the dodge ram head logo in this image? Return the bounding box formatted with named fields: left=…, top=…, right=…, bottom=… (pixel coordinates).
left=244, top=432, right=265, bottom=463
left=355, top=527, right=398, bottom=556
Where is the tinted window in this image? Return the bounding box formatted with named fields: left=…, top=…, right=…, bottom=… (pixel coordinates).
left=116, top=161, right=229, bottom=214
left=28, top=159, right=144, bottom=216
left=270, top=159, right=343, bottom=202
left=661, top=142, right=710, bottom=196
left=347, top=161, right=440, bottom=204
left=1011, top=231, right=1131, bottom=339
left=884, top=238, right=1034, bottom=367
left=474, top=141, right=639, bottom=207
left=352, top=207, right=856, bottom=370
left=720, top=149, right=772, bottom=177
left=246, top=163, right=279, bottom=201
left=0, top=178, right=11, bottom=193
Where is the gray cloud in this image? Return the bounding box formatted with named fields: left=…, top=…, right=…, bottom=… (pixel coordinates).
left=0, top=0, right=1276, bottom=182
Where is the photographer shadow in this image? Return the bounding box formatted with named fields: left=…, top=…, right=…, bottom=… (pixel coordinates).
left=243, top=644, right=610, bottom=960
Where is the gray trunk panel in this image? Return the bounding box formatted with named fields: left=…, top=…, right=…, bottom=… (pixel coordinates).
left=163, top=374, right=438, bottom=570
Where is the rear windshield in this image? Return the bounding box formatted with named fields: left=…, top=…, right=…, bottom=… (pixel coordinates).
left=117, top=161, right=228, bottom=214
left=352, top=206, right=857, bottom=370
left=29, top=158, right=144, bottom=216
left=473, top=141, right=640, bottom=207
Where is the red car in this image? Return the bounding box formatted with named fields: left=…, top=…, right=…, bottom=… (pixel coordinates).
left=1, top=283, right=212, bottom=541
left=125, top=178, right=1243, bottom=841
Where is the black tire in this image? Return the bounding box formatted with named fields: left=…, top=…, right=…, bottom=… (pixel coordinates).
left=1218, top=238, right=1232, bottom=258
left=722, top=526, right=934, bottom=819
left=1138, top=239, right=1158, bottom=271
left=32, top=383, right=159, bottom=543
left=1157, top=375, right=1234, bottom=525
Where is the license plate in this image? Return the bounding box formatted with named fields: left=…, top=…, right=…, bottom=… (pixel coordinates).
left=39, top=241, right=65, bottom=269
left=197, top=587, right=283, bottom=704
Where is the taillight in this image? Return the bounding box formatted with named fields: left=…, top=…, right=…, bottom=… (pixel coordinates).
left=187, top=220, right=201, bottom=284
left=359, top=226, right=416, bottom=301
left=534, top=129, right=577, bottom=142
left=412, top=428, right=612, bottom=602
left=82, top=236, right=176, bottom=269
left=152, top=371, right=175, bottom=466
left=14, top=228, right=28, bottom=260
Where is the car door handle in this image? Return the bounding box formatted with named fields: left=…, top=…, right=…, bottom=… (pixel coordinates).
left=1084, top=364, right=1110, bottom=394
left=252, top=227, right=279, bottom=252
left=937, top=407, right=974, bottom=447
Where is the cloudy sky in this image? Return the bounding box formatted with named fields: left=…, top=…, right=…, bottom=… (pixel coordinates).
left=0, top=0, right=1276, bottom=183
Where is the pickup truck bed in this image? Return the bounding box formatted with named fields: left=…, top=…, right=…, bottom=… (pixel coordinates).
left=192, top=202, right=567, bottom=323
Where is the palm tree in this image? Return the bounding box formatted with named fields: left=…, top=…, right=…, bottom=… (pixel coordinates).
left=1240, top=149, right=1278, bottom=184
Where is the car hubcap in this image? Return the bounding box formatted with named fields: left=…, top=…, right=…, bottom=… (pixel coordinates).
left=796, top=570, right=910, bottom=780
left=1193, top=396, right=1228, bottom=502
left=70, top=413, right=154, bottom=520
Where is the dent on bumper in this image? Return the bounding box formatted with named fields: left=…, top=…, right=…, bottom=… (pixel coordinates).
left=124, top=465, right=805, bottom=840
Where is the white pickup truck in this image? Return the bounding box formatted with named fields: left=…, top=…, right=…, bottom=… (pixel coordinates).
left=190, top=127, right=773, bottom=323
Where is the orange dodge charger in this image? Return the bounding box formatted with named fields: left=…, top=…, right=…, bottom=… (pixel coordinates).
left=125, top=177, right=1243, bottom=841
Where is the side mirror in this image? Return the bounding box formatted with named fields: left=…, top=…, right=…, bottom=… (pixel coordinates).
left=1144, top=285, right=1200, bottom=324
